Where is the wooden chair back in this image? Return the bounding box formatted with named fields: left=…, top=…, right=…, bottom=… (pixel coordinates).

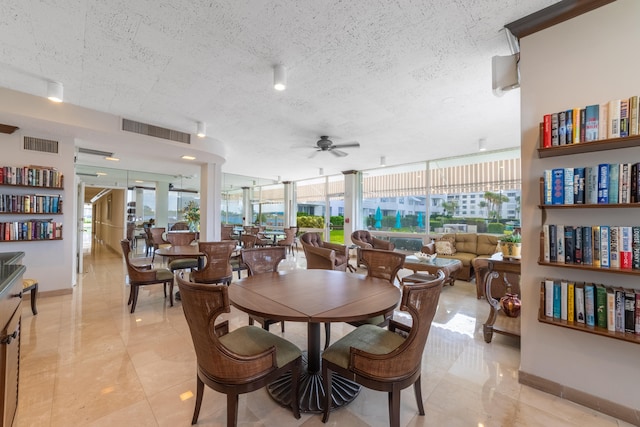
left=150, top=227, right=169, bottom=246
left=241, top=247, right=286, bottom=276
left=360, top=248, right=406, bottom=284
left=170, top=222, right=189, bottom=230
left=221, top=225, right=234, bottom=240
left=166, top=232, right=197, bottom=246
left=190, top=241, right=236, bottom=284
left=240, top=233, right=258, bottom=249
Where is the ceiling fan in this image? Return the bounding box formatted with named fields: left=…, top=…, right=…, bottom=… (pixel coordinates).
left=309, top=136, right=360, bottom=158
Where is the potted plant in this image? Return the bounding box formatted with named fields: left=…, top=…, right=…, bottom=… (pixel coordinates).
left=499, top=232, right=522, bottom=259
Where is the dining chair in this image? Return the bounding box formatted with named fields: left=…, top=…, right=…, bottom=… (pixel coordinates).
left=120, top=239, right=174, bottom=313
left=149, top=227, right=171, bottom=261
left=276, top=227, right=296, bottom=255
left=241, top=246, right=287, bottom=332
left=300, top=232, right=350, bottom=271
left=347, top=248, right=406, bottom=329
left=221, top=224, right=235, bottom=241
left=190, top=241, right=236, bottom=285
left=321, top=270, right=445, bottom=427
left=166, top=231, right=200, bottom=273
left=351, top=230, right=396, bottom=268
left=176, top=275, right=302, bottom=427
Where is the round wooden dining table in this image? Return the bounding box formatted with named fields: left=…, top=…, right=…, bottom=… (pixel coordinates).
left=228, top=269, right=401, bottom=413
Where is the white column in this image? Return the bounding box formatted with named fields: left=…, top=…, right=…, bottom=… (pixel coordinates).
left=283, top=181, right=294, bottom=228
left=200, top=162, right=222, bottom=241
left=242, top=187, right=251, bottom=225
left=343, top=170, right=360, bottom=245
left=155, top=181, right=169, bottom=228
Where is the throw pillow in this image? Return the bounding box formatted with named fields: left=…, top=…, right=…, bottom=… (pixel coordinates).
left=435, top=239, right=456, bottom=255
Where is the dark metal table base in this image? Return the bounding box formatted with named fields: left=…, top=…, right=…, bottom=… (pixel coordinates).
left=267, top=351, right=361, bottom=413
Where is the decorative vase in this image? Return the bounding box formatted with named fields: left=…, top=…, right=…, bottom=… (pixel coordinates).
left=499, top=242, right=522, bottom=258
left=500, top=293, right=521, bottom=318
left=189, top=221, right=198, bottom=232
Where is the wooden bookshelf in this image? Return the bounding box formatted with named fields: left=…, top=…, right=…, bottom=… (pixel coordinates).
left=537, top=260, right=640, bottom=276
left=537, top=134, right=640, bottom=158
left=0, top=237, right=63, bottom=243
left=537, top=284, right=640, bottom=344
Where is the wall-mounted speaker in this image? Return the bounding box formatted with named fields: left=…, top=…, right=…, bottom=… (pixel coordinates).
left=492, top=54, right=520, bottom=97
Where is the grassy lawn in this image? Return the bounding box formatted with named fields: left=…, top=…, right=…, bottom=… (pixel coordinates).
left=329, top=229, right=344, bottom=244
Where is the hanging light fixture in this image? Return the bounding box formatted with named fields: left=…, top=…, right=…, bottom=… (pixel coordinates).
left=380, top=156, right=386, bottom=167
left=47, top=81, right=63, bottom=103
left=273, top=64, right=287, bottom=91
left=196, top=121, right=206, bottom=138
left=478, top=138, right=487, bottom=151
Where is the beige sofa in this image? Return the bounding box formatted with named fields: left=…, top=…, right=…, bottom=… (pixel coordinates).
left=421, top=233, right=500, bottom=292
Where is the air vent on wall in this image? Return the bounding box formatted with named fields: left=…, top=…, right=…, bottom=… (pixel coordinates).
left=122, top=118, right=191, bottom=144
left=78, top=147, right=113, bottom=157
left=23, top=137, right=59, bottom=154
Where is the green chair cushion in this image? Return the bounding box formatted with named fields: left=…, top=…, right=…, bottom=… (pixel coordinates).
left=169, top=258, right=199, bottom=271
left=155, top=268, right=174, bottom=281
left=322, top=324, right=405, bottom=369
left=359, top=314, right=386, bottom=326
left=220, top=325, right=301, bottom=367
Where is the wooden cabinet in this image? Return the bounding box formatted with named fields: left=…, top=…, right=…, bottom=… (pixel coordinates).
left=537, top=135, right=640, bottom=345
left=0, top=252, right=25, bottom=426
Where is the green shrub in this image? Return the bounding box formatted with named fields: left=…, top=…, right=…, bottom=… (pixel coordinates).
left=330, top=215, right=344, bottom=226
left=297, top=215, right=324, bottom=228
left=429, top=219, right=443, bottom=231
left=487, top=222, right=505, bottom=234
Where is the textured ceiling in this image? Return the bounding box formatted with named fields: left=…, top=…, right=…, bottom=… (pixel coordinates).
left=0, top=0, right=560, bottom=185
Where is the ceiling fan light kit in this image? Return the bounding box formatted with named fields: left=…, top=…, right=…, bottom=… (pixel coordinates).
left=309, top=135, right=360, bottom=158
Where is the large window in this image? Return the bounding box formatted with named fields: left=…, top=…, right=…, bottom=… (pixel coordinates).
left=252, top=184, right=284, bottom=226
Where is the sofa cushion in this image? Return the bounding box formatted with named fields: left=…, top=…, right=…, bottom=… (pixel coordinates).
left=435, top=239, right=456, bottom=255
left=477, top=234, right=500, bottom=256
left=453, top=233, right=477, bottom=254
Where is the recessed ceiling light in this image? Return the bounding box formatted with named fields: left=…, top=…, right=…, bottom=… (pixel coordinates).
left=196, top=121, right=206, bottom=138
left=181, top=155, right=196, bottom=160
left=135, top=180, right=144, bottom=183
left=274, top=64, right=287, bottom=91
left=105, top=156, right=119, bottom=161
left=96, top=172, right=107, bottom=176
left=47, top=81, right=63, bottom=103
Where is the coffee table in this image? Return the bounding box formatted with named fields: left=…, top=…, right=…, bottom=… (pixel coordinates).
left=402, top=256, right=462, bottom=287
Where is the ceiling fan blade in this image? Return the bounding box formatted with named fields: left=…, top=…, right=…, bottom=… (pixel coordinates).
left=331, top=149, right=348, bottom=157
left=331, top=141, right=360, bottom=149
left=308, top=150, right=320, bottom=159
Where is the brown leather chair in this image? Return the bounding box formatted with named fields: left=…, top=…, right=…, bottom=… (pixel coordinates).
left=176, top=275, right=302, bottom=426
left=120, top=239, right=174, bottom=313
left=241, top=246, right=287, bottom=332
left=190, top=241, right=236, bottom=285
left=351, top=230, right=395, bottom=267
left=276, top=227, right=296, bottom=254
left=322, top=270, right=445, bottom=427
left=300, top=232, right=349, bottom=271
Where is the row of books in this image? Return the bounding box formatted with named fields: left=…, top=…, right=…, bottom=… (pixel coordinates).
left=0, top=221, right=62, bottom=241
left=0, top=166, right=64, bottom=188
left=542, top=280, right=639, bottom=334
left=541, top=225, right=640, bottom=269
left=541, top=96, right=640, bottom=148
left=0, top=194, right=62, bottom=214
left=543, top=163, right=640, bottom=205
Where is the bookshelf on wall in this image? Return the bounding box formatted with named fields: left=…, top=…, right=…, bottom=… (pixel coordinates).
left=0, top=166, right=64, bottom=242
left=537, top=103, right=640, bottom=345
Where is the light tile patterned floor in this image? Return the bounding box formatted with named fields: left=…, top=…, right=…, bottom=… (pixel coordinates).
left=15, top=243, right=633, bottom=426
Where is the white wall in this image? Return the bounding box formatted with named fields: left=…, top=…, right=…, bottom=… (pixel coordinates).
left=520, top=0, right=640, bottom=410
left=0, top=131, right=76, bottom=292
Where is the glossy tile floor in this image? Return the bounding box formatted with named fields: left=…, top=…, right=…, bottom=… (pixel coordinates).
left=16, top=242, right=633, bottom=427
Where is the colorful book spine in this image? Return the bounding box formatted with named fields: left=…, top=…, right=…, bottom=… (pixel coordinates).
left=552, top=168, right=564, bottom=204
left=596, top=284, right=607, bottom=328
left=609, top=226, right=619, bottom=268
left=564, top=167, right=574, bottom=204
left=556, top=224, right=565, bottom=264
left=558, top=110, right=567, bottom=145
left=560, top=280, right=568, bottom=321
left=543, top=170, right=552, bottom=204
left=619, top=163, right=631, bottom=204
left=580, top=108, right=586, bottom=143
left=608, top=99, right=621, bottom=138
left=564, top=226, right=574, bottom=264
left=567, top=282, right=575, bottom=322
left=565, top=109, right=573, bottom=144
left=607, top=287, right=616, bottom=332
left=619, top=98, right=630, bottom=137
left=585, top=104, right=599, bottom=141
left=543, top=224, right=550, bottom=262
left=586, top=166, right=598, bottom=204
left=573, top=167, right=585, bottom=204
left=630, top=95, right=639, bottom=136
left=543, top=114, right=552, bottom=148
left=624, top=289, right=635, bottom=333
left=632, top=226, right=640, bottom=269
left=592, top=226, right=601, bottom=268
left=575, top=283, right=585, bottom=324
left=615, top=288, right=625, bottom=332
left=585, top=284, right=595, bottom=326
left=600, top=226, right=610, bottom=268
left=573, top=108, right=581, bottom=143
left=597, top=164, right=609, bottom=204
left=608, top=163, right=619, bottom=204
left=553, top=281, right=561, bottom=319
left=635, top=291, right=640, bottom=334
left=549, top=224, right=557, bottom=262
left=598, top=103, right=608, bottom=140
left=619, top=226, right=632, bottom=269
left=574, top=226, right=583, bottom=264
left=583, top=226, right=593, bottom=266
left=551, top=112, right=559, bottom=146
left=545, top=279, right=554, bottom=317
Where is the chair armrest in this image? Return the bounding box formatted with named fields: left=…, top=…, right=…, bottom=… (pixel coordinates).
left=372, top=237, right=394, bottom=251
left=323, top=241, right=347, bottom=256
left=421, top=242, right=435, bottom=255
left=352, top=240, right=373, bottom=249
left=303, top=245, right=336, bottom=270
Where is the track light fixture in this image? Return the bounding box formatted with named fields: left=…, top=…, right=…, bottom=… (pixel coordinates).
left=273, top=64, right=287, bottom=91
left=196, top=121, right=206, bottom=138
left=47, top=81, right=63, bottom=103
